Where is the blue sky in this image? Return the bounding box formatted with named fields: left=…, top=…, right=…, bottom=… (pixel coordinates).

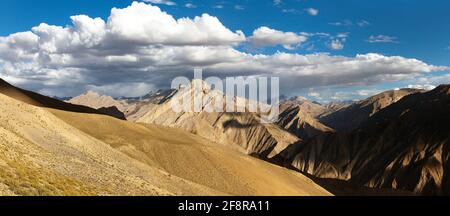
left=1, top=0, right=449, bottom=101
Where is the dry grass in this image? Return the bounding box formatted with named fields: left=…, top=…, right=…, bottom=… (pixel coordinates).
left=0, top=156, right=98, bottom=196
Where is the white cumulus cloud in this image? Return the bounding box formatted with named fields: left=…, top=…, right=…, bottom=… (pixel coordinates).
left=0, top=2, right=448, bottom=97
left=107, top=2, right=245, bottom=46
left=249, top=26, right=307, bottom=50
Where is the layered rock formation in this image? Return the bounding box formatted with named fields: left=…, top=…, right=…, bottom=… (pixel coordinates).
left=277, top=98, right=334, bottom=141
left=137, top=80, right=300, bottom=158
left=319, top=89, right=422, bottom=132
left=278, top=85, right=450, bottom=195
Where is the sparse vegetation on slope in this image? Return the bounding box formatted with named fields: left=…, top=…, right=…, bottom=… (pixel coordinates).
left=0, top=93, right=224, bottom=196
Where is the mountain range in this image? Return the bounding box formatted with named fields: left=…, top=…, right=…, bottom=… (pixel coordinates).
left=0, top=78, right=329, bottom=196
left=277, top=86, right=450, bottom=195
left=1, top=77, right=449, bottom=195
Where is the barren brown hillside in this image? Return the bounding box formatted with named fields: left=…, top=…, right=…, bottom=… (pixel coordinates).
left=0, top=79, right=330, bottom=196
left=0, top=93, right=219, bottom=196
left=0, top=78, right=125, bottom=119
left=49, top=108, right=331, bottom=196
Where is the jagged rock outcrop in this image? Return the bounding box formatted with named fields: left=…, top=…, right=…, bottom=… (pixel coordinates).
left=124, top=89, right=178, bottom=121
left=277, top=98, right=334, bottom=141
left=279, top=85, right=450, bottom=195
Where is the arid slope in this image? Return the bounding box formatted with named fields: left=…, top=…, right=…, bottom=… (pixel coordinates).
left=0, top=78, right=330, bottom=195
left=0, top=93, right=218, bottom=196
left=49, top=108, right=331, bottom=196
left=0, top=78, right=125, bottom=119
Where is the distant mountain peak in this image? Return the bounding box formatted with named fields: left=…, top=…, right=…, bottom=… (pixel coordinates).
left=68, top=91, right=128, bottom=113
left=320, top=88, right=424, bottom=132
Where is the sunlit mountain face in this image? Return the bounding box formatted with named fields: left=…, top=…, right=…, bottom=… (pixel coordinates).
left=0, top=0, right=449, bottom=198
